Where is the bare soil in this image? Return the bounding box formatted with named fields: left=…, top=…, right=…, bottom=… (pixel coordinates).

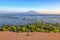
left=0, top=32, right=60, bottom=40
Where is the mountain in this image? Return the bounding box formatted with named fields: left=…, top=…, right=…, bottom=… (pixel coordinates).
left=26, top=10, right=39, bottom=14
left=23, top=10, right=40, bottom=16
left=0, top=10, right=60, bottom=16
left=0, top=10, right=40, bottom=16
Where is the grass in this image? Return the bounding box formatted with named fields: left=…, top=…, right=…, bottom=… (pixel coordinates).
left=0, top=22, right=60, bottom=33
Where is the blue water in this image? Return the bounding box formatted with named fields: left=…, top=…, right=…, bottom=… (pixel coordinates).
left=0, top=15, right=60, bottom=25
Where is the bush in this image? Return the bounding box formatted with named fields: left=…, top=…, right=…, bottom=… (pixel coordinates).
left=0, top=22, right=60, bottom=33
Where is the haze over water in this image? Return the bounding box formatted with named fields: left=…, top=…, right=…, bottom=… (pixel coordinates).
left=0, top=14, right=60, bottom=25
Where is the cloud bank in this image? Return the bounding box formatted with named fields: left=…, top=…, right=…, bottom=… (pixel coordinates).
left=0, top=7, right=60, bottom=14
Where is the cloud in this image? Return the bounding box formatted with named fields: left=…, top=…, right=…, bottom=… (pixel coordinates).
left=37, top=10, right=60, bottom=14
left=0, top=7, right=31, bottom=13
left=0, top=7, right=60, bottom=14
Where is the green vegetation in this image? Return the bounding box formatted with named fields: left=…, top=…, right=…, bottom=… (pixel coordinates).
left=0, top=22, right=60, bottom=33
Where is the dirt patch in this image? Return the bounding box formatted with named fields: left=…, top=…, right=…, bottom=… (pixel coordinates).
left=0, top=32, right=60, bottom=40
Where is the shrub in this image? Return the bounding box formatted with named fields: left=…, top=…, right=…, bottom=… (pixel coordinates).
left=0, top=22, right=60, bottom=33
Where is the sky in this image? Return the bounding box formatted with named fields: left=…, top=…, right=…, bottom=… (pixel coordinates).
left=0, top=0, right=60, bottom=14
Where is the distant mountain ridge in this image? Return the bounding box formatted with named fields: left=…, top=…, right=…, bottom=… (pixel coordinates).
left=0, top=10, right=60, bottom=16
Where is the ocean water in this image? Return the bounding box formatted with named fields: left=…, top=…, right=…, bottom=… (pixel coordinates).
left=0, top=15, right=60, bottom=25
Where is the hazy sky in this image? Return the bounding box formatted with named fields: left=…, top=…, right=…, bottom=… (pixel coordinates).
left=0, top=0, right=60, bottom=14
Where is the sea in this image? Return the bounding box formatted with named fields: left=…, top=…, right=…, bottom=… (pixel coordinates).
left=0, top=14, right=60, bottom=26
